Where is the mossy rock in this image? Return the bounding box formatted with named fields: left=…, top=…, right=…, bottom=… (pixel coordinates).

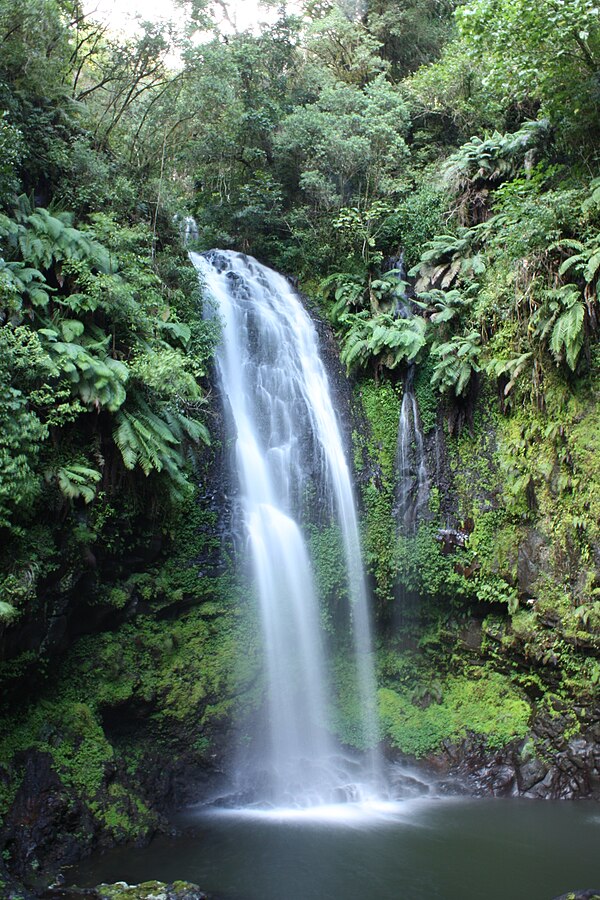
left=96, top=882, right=207, bottom=900
left=45, top=881, right=208, bottom=899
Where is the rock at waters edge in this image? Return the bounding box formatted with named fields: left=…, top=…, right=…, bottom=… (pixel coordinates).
left=38, top=880, right=209, bottom=899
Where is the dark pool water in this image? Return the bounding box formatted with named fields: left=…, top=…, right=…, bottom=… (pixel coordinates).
left=68, top=798, right=600, bottom=900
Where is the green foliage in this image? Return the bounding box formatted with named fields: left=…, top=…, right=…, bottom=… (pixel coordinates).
left=441, top=120, right=552, bottom=223
left=339, top=310, right=428, bottom=372
left=430, top=330, right=481, bottom=397
left=276, top=73, right=410, bottom=209
left=0, top=115, right=22, bottom=207
left=379, top=670, right=530, bottom=757
left=330, top=651, right=380, bottom=750
left=396, top=523, right=474, bottom=602
left=358, top=378, right=401, bottom=479
left=456, top=0, right=600, bottom=144
left=377, top=183, right=448, bottom=269
left=308, top=521, right=347, bottom=608
left=0, top=202, right=213, bottom=539
left=353, top=377, right=401, bottom=605
left=409, top=229, right=484, bottom=290
left=1, top=0, right=600, bottom=857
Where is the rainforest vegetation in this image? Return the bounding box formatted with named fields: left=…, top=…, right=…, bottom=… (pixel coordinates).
left=1, top=0, right=600, bottom=890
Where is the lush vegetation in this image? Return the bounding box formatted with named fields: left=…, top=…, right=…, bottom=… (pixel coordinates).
left=1, top=0, right=600, bottom=887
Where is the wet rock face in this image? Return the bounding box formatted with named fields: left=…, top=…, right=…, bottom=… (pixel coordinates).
left=39, top=881, right=208, bottom=900
left=2, top=751, right=100, bottom=880
left=517, top=529, right=550, bottom=597
left=1, top=747, right=164, bottom=888
left=436, top=712, right=600, bottom=800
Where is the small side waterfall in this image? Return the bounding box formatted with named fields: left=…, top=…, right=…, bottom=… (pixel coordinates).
left=396, top=366, right=430, bottom=534
left=192, top=250, right=380, bottom=806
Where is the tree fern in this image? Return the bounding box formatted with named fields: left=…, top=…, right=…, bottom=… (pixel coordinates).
left=114, top=403, right=183, bottom=480
left=339, top=310, right=428, bottom=372
left=339, top=312, right=372, bottom=370
left=320, top=272, right=367, bottom=321
left=549, top=292, right=585, bottom=371
left=431, top=331, right=481, bottom=397
left=485, top=352, right=533, bottom=397
left=409, top=227, right=484, bottom=292
left=47, top=461, right=102, bottom=504
left=11, top=199, right=114, bottom=274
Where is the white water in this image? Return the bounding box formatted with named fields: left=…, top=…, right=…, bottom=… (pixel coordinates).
left=191, top=250, right=380, bottom=806
left=397, top=366, right=429, bottom=534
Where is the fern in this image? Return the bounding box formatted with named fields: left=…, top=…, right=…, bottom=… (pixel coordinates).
left=320, top=272, right=367, bottom=321
left=549, top=294, right=585, bottom=371
left=485, top=352, right=533, bottom=397
left=0, top=600, right=18, bottom=622
left=339, top=311, right=428, bottom=372
left=11, top=199, right=114, bottom=274
left=430, top=331, right=481, bottom=397
left=409, top=227, right=484, bottom=292
left=50, top=462, right=102, bottom=504
left=114, top=402, right=184, bottom=481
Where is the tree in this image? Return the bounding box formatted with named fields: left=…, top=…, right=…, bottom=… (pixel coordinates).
left=276, top=73, right=409, bottom=210
left=364, top=0, right=457, bottom=79
left=456, top=0, right=600, bottom=145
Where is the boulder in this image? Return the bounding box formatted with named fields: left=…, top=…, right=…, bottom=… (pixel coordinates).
left=39, top=881, right=208, bottom=900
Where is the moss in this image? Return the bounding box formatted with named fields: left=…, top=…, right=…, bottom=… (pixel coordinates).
left=396, top=523, right=474, bottom=604
left=0, top=546, right=262, bottom=833
left=413, top=358, right=438, bottom=434
left=96, top=883, right=203, bottom=899
left=356, top=378, right=401, bottom=481
left=362, top=482, right=398, bottom=605
left=307, top=523, right=348, bottom=631
left=379, top=669, right=531, bottom=757
left=350, top=375, right=402, bottom=605
left=329, top=652, right=379, bottom=750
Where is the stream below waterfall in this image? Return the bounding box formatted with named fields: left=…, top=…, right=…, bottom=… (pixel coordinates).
left=67, top=795, right=600, bottom=899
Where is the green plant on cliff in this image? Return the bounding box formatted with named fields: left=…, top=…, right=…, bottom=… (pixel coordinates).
left=378, top=668, right=531, bottom=757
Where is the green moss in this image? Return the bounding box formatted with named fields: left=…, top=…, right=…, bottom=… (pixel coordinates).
left=379, top=670, right=531, bottom=757
left=357, top=378, right=401, bottom=480
left=396, top=523, right=474, bottom=604
left=96, top=883, right=203, bottom=900
left=329, top=652, right=379, bottom=750
left=307, top=523, right=348, bottom=631
left=362, top=482, right=398, bottom=605
left=0, top=552, right=262, bottom=831
left=413, top=358, right=438, bottom=434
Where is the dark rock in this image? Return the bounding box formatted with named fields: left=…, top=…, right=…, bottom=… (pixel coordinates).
left=517, top=529, right=549, bottom=596
left=436, top=528, right=469, bottom=553
left=2, top=751, right=100, bottom=880
left=458, top=619, right=483, bottom=651
left=517, top=756, right=548, bottom=792
left=552, top=892, right=600, bottom=900
left=417, top=708, right=600, bottom=801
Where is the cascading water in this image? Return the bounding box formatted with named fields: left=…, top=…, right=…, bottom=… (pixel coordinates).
left=191, top=250, right=380, bottom=807
left=385, top=254, right=430, bottom=534
left=396, top=366, right=430, bottom=534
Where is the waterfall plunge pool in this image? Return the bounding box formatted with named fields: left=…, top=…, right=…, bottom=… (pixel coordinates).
left=67, top=795, right=600, bottom=900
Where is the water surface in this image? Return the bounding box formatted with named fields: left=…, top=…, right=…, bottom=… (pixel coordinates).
left=69, top=797, right=600, bottom=900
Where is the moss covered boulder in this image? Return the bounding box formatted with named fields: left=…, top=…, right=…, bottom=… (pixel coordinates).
left=41, top=881, right=208, bottom=899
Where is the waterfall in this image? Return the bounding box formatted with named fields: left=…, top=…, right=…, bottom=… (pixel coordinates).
left=396, top=366, right=429, bottom=534
left=191, top=250, right=380, bottom=806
